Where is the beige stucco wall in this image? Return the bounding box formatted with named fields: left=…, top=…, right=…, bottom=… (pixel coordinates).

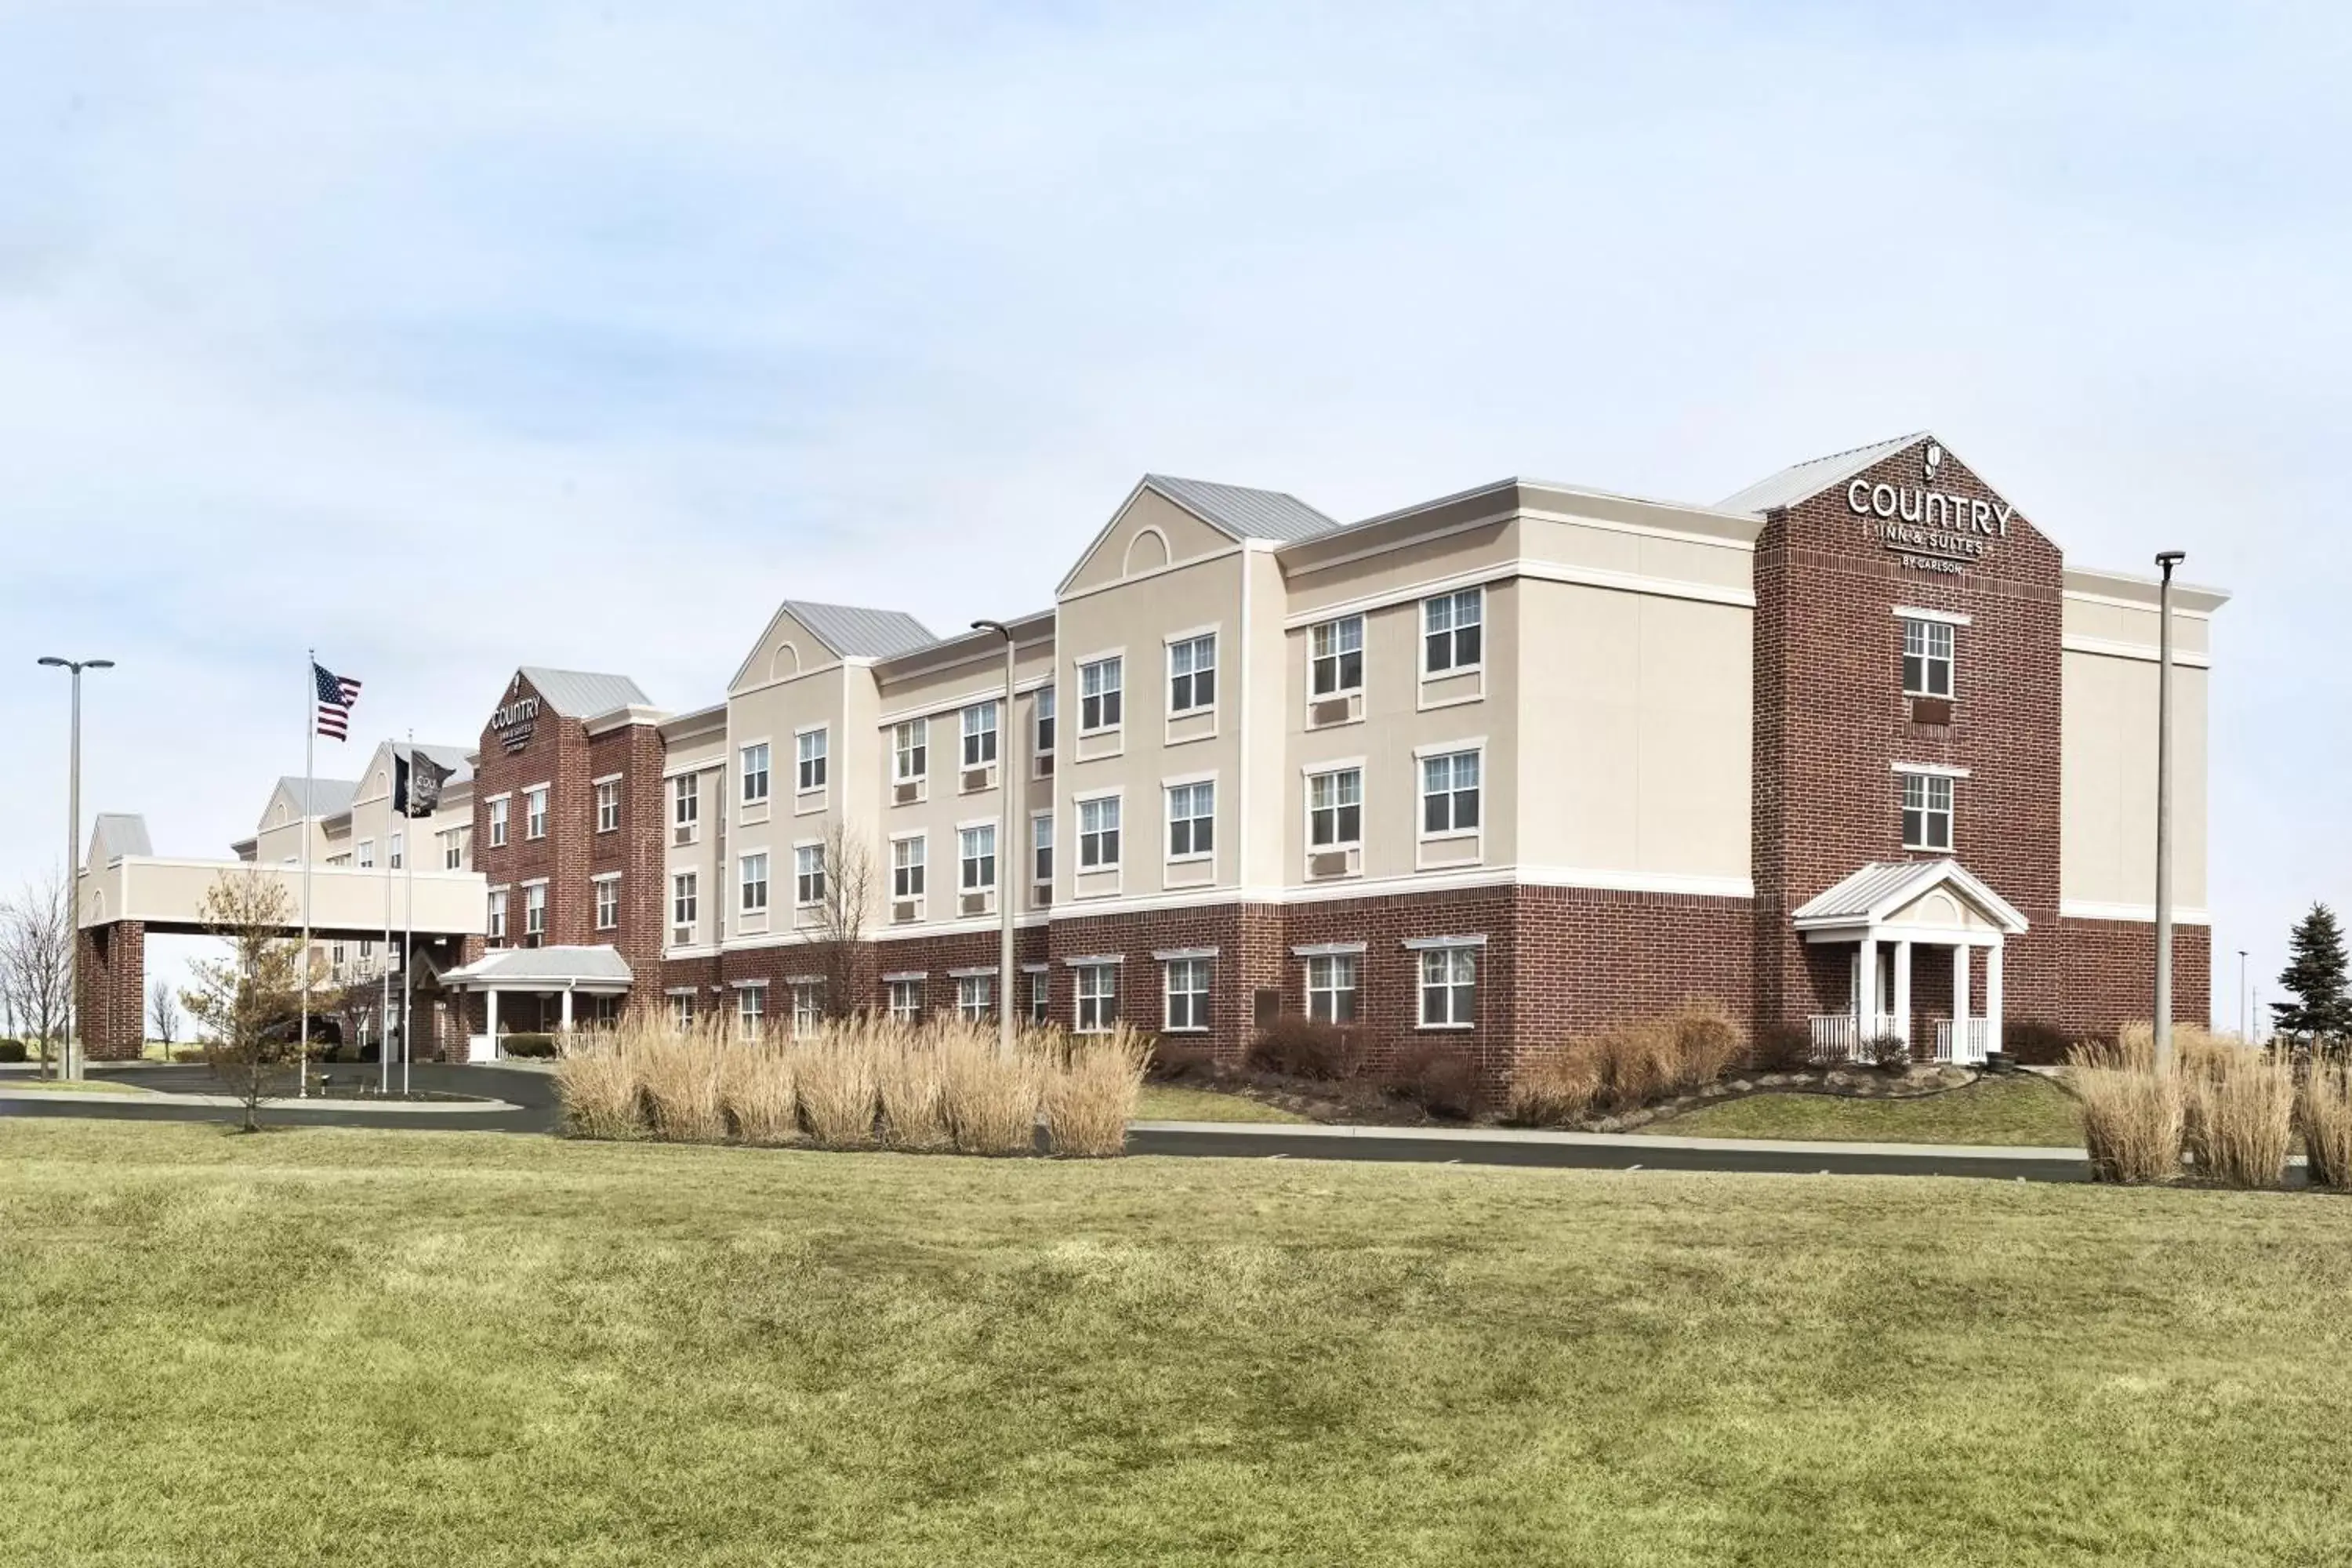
left=1512, top=579, right=1751, bottom=885
left=661, top=720, right=728, bottom=951
left=2061, top=649, right=2211, bottom=912
left=2063, top=590, right=2212, bottom=659
left=81, top=857, right=487, bottom=937
left=1059, top=487, right=1237, bottom=598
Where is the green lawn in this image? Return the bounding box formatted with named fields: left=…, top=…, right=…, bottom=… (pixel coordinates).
left=1639, top=1073, right=2082, bottom=1147
left=1135, top=1081, right=1311, bottom=1123
left=6, top=1121, right=2351, bottom=1566
left=0, top=1076, right=156, bottom=1097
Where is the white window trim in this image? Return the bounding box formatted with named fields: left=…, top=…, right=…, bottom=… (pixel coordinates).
left=1075, top=648, right=1127, bottom=737
left=1304, top=760, right=1367, bottom=854
left=1162, top=771, right=1218, bottom=866
left=1415, top=944, right=1479, bottom=1031
left=737, top=737, right=774, bottom=807
left=1161, top=955, right=1211, bottom=1034
left=590, top=771, right=623, bottom=786
left=1420, top=586, right=1487, bottom=682
left=590, top=870, right=622, bottom=884
left=1290, top=941, right=1368, bottom=957
left=1890, top=761, right=1971, bottom=779
left=1414, top=741, right=1486, bottom=850
left=1402, top=933, right=1487, bottom=950
left=1305, top=612, right=1368, bottom=704
left=1152, top=946, right=1219, bottom=962
left=956, top=819, right=999, bottom=894
left=1073, top=789, right=1124, bottom=887
left=1893, top=604, right=1973, bottom=627
left=792, top=838, right=827, bottom=909
left=524, top=782, right=552, bottom=840
left=738, top=849, right=771, bottom=914
left=1163, top=623, right=1221, bottom=720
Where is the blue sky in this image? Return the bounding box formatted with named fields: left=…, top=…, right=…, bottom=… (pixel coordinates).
left=3, top=2, right=2345, bottom=1024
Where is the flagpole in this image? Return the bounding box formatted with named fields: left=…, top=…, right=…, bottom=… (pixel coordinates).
left=381, top=740, right=395, bottom=1097
left=299, top=648, right=314, bottom=1100
left=402, top=731, right=416, bottom=1099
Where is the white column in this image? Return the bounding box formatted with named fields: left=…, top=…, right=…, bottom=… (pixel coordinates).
left=1893, top=939, right=1913, bottom=1050
left=1985, top=945, right=2004, bottom=1059
left=561, top=988, right=575, bottom=1033
left=484, top=989, right=499, bottom=1040
left=1952, top=943, right=1972, bottom=1062
left=1857, top=935, right=1879, bottom=1051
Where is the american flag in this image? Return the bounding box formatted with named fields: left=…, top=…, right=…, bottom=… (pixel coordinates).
left=313, top=660, right=362, bottom=740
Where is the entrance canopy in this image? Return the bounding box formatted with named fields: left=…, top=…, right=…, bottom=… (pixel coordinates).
left=1792, top=858, right=2025, bottom=1064
left=439, top=946, right=633, bottom=995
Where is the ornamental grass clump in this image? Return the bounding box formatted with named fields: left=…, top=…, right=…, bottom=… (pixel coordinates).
left=795, top=1023, right=882, bottom=1149
left=935, top=1025, right=1045, bottom=1156
left=637, top=1022, right=728, bottom=1143
left=717, top=1040, right=798, bottom=1146
left=1509, top=1000, right=1745, bottom=1126
left=1508, top=1048, right=1603, bottom=1125
left=1042, top=1024, right=1150, bottom=1158
left=874, top=1022, right=949, bottom=1150
left=554, top=1032, right=644, bottom=1141
left=2068, top=1033, right=2185, bottom=1184
left=2183, top=1047, right=2294, bottom=1189
left=2300, top=1065, right=2352, bottom=1190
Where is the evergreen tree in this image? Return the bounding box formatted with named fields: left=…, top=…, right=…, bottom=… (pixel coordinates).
left=2273, top=903, right=2352, bottom=1042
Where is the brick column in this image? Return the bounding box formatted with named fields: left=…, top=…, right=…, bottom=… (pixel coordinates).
left=75, top=920, right=147, bottom=1061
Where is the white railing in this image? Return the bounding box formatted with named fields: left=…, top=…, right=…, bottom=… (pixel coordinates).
left=1809, top=1014, right=1904, bottom=1063
left=1934, top=1018, right=1991, bottom=1065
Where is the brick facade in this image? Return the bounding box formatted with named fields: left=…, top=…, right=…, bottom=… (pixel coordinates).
left=75, top=919, right=147, bottom=1060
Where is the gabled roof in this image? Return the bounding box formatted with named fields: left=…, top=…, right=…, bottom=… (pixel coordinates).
left=89, top=813, right=151, bottom=864
left=518, top=667, right=652, bottom=720
left=438, top=945, right=635, bottom=989
left=273, top=775, right=358, bottom=819
left=1144, top=474, right=1341, bottom=543
left=1792, top=858, right=2030, bottom=935
left=1716, top=431, right=1931, bottom=517
left=777, top=601, right=938, bottom=660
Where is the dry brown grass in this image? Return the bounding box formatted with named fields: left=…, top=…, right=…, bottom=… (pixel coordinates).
left=2088, top=1022, right=2239, bottom=1076
left=637, top=1024, right=728, bottom=1142
left=875, top=1022, right=949, bottom=1150
left=717, top=1041, right=798, bottom=1146
left=1509, top=1000, right=1745, bottom=1126
left=2072, top=1025, right=2285, bottom=1189
left=1043, top=1025, right=1150, bottom=1158
left=2301, top=1065, right=2352, bottom=1189
left=796, top=1025, right=883, bottom=1149
left=938, top=1026, right=1044, bottom=1156
left=553, top=1034, right=643, bottom=1141
left=2067, top=1033, right=2189, bottom=1184
left=2184, top=1051, right=2295, bottom=1189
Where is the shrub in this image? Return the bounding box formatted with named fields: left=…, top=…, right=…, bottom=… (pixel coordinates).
left=639, top=1027, right=728, bottom=1142
left=1865, top=1033, right=1913, bottom=1072
left=938, top=1025, right=1045, bottom=1156
left=1145, top=1037, right=1218, bottom=1083
left=1508, top=1048, right=1602, bottom=1125
left=1044, top=1025, right=1149, bottom=1157
left=2183, top=1050, right=2294, bottom=1189
left=0, top=1039, right=27, bottom=1064
left=874, top=1024, right=949, bottom=1150
left=501, top=1033, right=557, bottom=1059
left=1248, top=1015, right=1367, bottom=1080
left=554, top=1033, right=644, bottom=1141
left=170, top=1047, right=205, bottom=1064
left=1538, top=1001, right=1749, bottom=1118
left=2300, top=1065, right=2352, bottom=1189
left=2001, top=1019, right=2072, bottom=1065
left=717, top=1043, right=798, bottom=1146
left=1749, top=1022, right=1810, bottom=1073
left=1386, top=1043, right=1480, bottom=1119
left=797, top=1026, right=882, bottom=1149
left=1670, top=1000, right=1744, bottom=1087
left=2068, top=1041, right=2184, bottom=1183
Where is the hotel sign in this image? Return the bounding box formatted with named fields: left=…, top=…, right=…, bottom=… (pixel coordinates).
left=1846, top=442, right=2012, bottom=576
left=491, top=695, right=541, bottom=753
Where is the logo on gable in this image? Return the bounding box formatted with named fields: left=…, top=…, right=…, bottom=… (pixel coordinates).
left=1845, top=442, right=2012, bottom=579
left=1923, top=442, right=1943, bottom=481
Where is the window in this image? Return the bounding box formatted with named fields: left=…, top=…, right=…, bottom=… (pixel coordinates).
left=673, top=775, right=699, bottom=831
left=740, top=852, right=769, bottom=914
left=488, top=797, right=508, bottom=848
left=894, top=720, right=928, bottom=782
left=1034, top=688, right=1055, bottom=757
left=741, top=743, right=771, bottom=805
left=1080, top=656, right=1123, bottom=731
left=594, top=877, right=619, bottom=931
left=1306, top=954, right=1359, bottom=1023
left=887, top=978, right=922, bottom=1022
left=892, top=836, right=926, bottom=899
left=1033, top=814, right=1054, bottom=889
left=738, top=985, right=765, bottom=1041
left=673, top=871, right=697, bottom=930
left=443, top=830, right=464, bottom=870
left=1902, top=772, right=1955, bottom=851
left=1079, top=796, right=1121, bottom=869
left=1419, top=947, right=1476, bottom=1027
left=961, top=702, right=998, bottom=768
left=524, top=884, right=546, bottom=939
left=670, top=992, right=696, bottom=1029
left=791, top=982, right=822, bottom=1036
left=330, top=942, right=346, bottom=970
left=795, top=844, right=827, bottom=906
left=1424, top=588, right=1483, bottom=673
left=797, top=729, right=827, bottom=793
left=389, top=832, right=404, bottom=869
left=359, top=938, right=374, bottom=962
left=1308, top=768, right=1363, bottom=847
left=357, top=840, right=375, bottom=869
left=1075, top=964, right=1119, bottom=1033
left=1164, top=958, right=1210, bottom=1033
left=326, top=853, right=350, bottom=869
left=1421, top=750, right=1482, bottom=834
left=1311, top=615, right=1364, bottom=695
left=525, top=786, right=548, bottom=840
left=595, top=779, right=621, bottom=833
left=488, top=890, right=507, bottom=941
left=960, top=825, right=996, bottom=891
left=1029, top=971, right=1050, bottom=1025
left=1168, top=633, right=1216, bottom=713
left=1903, top=618, right=1955, bottom=698
left=957, top=974, right=994, bottom=1022
left=1167, top=781, right=1214, bottom=858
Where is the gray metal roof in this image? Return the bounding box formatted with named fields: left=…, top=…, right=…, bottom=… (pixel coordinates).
left=89, top=813, right=151, bottom=863
left=1791, top=858, right=2028, bottom=933
left=518, top=667, right=652, bottom=720
left=439, top=944, right=635, bottom=989
left=1715, top=432, right=1930, bottom=517
left=1145, top=474, right=1342, bottom=543
left=779, top=601, right=938, bottom=659
left=275, top=775, right=358, bottom=818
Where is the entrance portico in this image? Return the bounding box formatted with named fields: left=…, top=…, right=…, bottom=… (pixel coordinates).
left=1792, top=859, right=2027, bottom=1064
left=437, top=946, right=633, bottom=1061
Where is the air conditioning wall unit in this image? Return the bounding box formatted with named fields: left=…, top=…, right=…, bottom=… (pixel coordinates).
left=893, top=780, right=921, bottom=805
left=1308, top=694, right=1362, bottom=728
left=672, top=925, right=693, bottom=946
left=1032, top=884, right=1052, bottom=907
left=1308, top=849, right=1358, bottom=880
left=1035, top=753, right=1055, bottom=777
left=892, top=899, right=919, bottom=924
left=961, top=766, right=994, bottom=793
left=673, top=823, right=696, bottom=847
left=960, top=891, right=991, bottom=917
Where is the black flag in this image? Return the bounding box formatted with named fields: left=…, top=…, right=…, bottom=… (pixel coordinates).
left=393, top=749, right=454, bottom=818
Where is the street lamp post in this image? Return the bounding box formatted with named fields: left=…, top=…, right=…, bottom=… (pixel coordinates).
left=2238, top=949, right=2249, bottom=1044
left=38, top=655, right=115, bottom=1081
left=2152, top=551, right=2184, bottom=1076
left=971, top=619, right=1019, bottom=1057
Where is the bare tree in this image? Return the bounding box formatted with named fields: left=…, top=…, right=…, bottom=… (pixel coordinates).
left=181, top=869, right=303, bottom=1131
left=0, top=867, right=75, bottom=1078
left=798, top=821, right=876, bottom=1022
left=148, top=976, right=180, bottom=1060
